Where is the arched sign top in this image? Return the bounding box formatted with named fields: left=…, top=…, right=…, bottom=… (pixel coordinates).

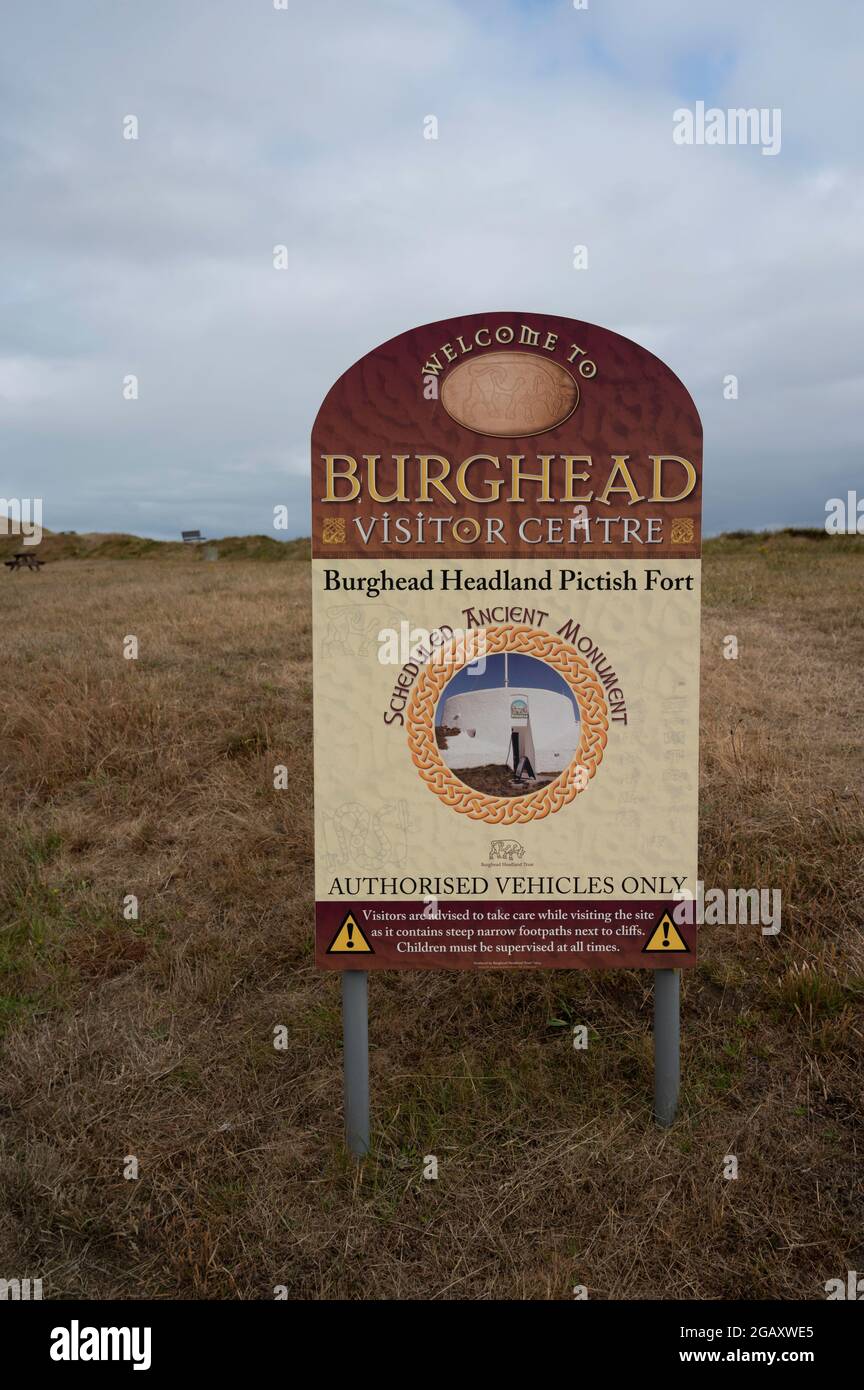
left=312, top=312, right=702, bottom=561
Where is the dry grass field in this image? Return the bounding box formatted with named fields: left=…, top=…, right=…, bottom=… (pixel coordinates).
left=0, top=532, right=862, bottom=1300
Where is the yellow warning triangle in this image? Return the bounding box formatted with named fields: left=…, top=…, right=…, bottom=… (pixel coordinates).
left=642, top=912, right=690, bottom=953
left=327, top=912, right=374, bottom=954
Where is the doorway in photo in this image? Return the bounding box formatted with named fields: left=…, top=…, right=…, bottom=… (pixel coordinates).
left=434, top=652, right=581, bottom=797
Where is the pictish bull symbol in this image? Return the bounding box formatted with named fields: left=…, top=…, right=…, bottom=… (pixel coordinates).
left=490, top=839, right=525, bottom=861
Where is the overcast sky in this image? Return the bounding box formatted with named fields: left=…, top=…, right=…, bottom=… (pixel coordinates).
left=1, top=0, right=861, bottom=539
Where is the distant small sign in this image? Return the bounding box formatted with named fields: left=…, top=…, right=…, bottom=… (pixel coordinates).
left=181, top=530, right=205, bottom=543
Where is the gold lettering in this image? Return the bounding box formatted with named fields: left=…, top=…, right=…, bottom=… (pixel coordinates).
left=417, top=455, right=457, bottom=503
left=562, top=455, right=594, bottom=501
left=597, top=455, right=643, bottom=506
left=322, top=454, right=359, bottom=502
left=510, top=454, right=553, bottom=502
left=649, top=455, right=696, bottom=502
left=367, top=454, right=408, bottom=503
left=456, top=455, right=503, bottom=503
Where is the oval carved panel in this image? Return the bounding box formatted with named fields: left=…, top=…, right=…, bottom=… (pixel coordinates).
left=441, top=351, right=579, bottom=437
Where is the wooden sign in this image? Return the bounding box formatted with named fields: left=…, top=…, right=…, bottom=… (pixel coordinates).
left=311, top=313, right=702, bottom=972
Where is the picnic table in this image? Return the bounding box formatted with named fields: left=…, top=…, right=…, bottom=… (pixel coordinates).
left=4, top=552, right=45, bottom=572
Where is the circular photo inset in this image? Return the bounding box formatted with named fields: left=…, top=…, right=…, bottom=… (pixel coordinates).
left=434, top=652, right=581, bottom=798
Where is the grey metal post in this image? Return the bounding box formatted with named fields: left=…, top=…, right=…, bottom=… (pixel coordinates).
left=341, top=970, right=370, bottom=1156
left=654, top=968, right=680, bottom=1126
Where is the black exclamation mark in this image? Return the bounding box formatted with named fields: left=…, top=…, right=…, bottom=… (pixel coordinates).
left=346, top=921, right=355, bottom=948
left=662, top=919, right=670, bottom=948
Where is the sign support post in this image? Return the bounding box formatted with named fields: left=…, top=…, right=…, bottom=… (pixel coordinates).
left=341, top=970, right=370, bottom=1157
left=654, top=968, right=680, bottom=1127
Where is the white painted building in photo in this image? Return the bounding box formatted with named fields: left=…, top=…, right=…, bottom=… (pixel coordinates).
left=437, top=684, right=580, bottom=774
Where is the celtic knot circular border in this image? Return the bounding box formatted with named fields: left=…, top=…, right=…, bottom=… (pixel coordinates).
left=406, top=624, right=609, bottom=824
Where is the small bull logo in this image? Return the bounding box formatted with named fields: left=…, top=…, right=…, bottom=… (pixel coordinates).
left=489, top=839, right=525, bottom=862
